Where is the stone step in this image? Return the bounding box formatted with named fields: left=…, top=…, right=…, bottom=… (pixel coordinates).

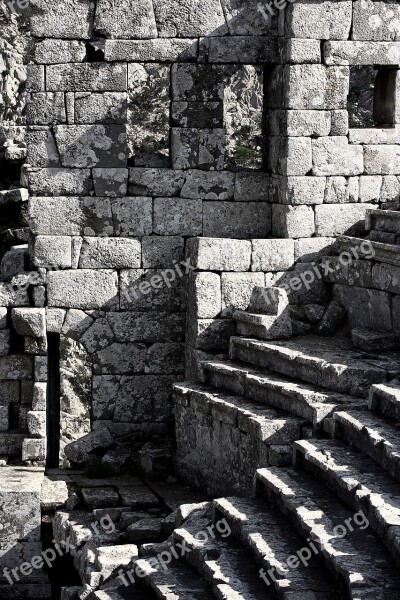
left=175, top=383, right=303, bottom=444
left=339, top=235, right=400, bottom=267
left=230, top=335, right=394, bottom=398
left=174, top=382, right=303, bottom=496
left=294, top=438, right=400, bottom=566
left=91, top=589, right=154, bottom=600
left=234, top=310, right=292, bottom=341
left=203, top=359, right=366, bottom=428
left=171, top=506, right=277, bottom=599
left=257, top=466, right=400, bottom=599
left=212, top=496, right=337, bottom=599
left=366, top=209, right=400, bottom=235
left=134, top=551, right=215, bottom=599
left=333, top=409, right=400, bottom=481
left=367, top=230, right=400, bottom=245
left=369, top=381, right=400, bottom=421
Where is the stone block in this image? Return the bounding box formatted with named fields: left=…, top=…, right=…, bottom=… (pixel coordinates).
left=312, top=137, right=363, bottom=176
left=129, top=168, right=185, bottom=197
left=222, top=0, right=278, bottom=35
left=65, top=428, right=115, bottom=465
left=330, top=110, right=349, bottom=135
left=78, top=238, right=141, bottom=269
left=153, top=198, right=202, bottom=236
left=372, top=263, right=400, bottom=294
left=22, top=439, right=46, bottom=462
left=187, top=318, right=236, bottom=351
left=54, top=125, right=126, bottom=168
left=324, top=177, right=359, bottom=204
left=26, top=93, right=67, bottom=125
left=0, top=331, right=10, bottom=357
left=285, top=0, right=352, bottom=40
left=358, top=176, right=384, bottom=204
left=392, top=296, right=400, bottom=337
left=324, top=41, right=400, bottom=65
left=267, top=110, right=331, bottom=137
left=46, top=64, right=127, bottom=92
left=251, top=239, right=295, bottom=272
left=113, top=375, right=176, bottom=423
left=120, top=269, right=184, bottom=312
left=0, top=282, right=29, bottom=308
left=364, top=146, right=400, bottom=175
left=32, top=236, right=72, bottom=269
left=26, top=129, right=60, bottom=168
left=1, top=246, right=27, bottom=280
left=110, top=198, right=150, bottom=238
left=107, top=312, right=185, bottom=343
left=181, top=171, right=235, bottom=200
left=47, top=270, right=118, bottom=309
left=294, top=237, right=335, bottom=262
left=334, top=284, right=392, bottom=332
left=93, top=343, right=147, bottom=375
left=46, top=308, right=66, bottom=333
left=187, top=238, right=251, bottom=272
left=272, top=205, right=315, bottom=238
left=92, top=169, right=128, bottom=197
left=248, top=287, right=289, bottom=316
left=203, top=202, right=271, bottom=239
left=79, top=316, right=113, bottom=353
left=203, top=36, right=278, bottom=63
left=142, top=237, right=184, bottom=268
left=75, top=92, right=127, bottom=125
left=315, top=204, right=373, bottom=236
left=153, top=0, right=227, bottom=37
left=30, top=0, right=95, bottom=38
left=34, top=356, right=47, bottom=382
left=234, top=173, right=270, bottom=201
left=28, top=197, right=113, bottom=236
left=26, top=65, right=45, bottom=93
left=0, top=406, right=9, bottom=432
left=272, top=176, right=326, bottom=205
left=353, top=0, right=400, bottom=41
left=94, top=0, right=157, bottom=38
left=284, top=65, right=349, bottom=110
left=12, top=308, right=46, bottom=338
left=34, top=39, right=87, bottom=64
left=172, top=101, right=224, bottom=129
left=28, top=169, right=93, bottom=196
left=105, top=39, right=199, bottom=62
left=0, top=308, right=7, bottom=330
left=283, top=39, right=321, bottom=63
left=221, top=272, right=265, bottom=316
left=27, top=411, right=46, bottom=438
left=269, top=137, right=312, bottom=176
left=145, top=343, right=184, bottom=374
left=188, top=272, right=221, bottom=319
left=349, top=128, right=400, bottom=145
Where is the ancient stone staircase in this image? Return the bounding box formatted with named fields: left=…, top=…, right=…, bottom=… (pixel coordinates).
left=121, top=350, right=400, bottom=600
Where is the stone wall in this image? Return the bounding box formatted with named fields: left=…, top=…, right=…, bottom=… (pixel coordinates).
left=0, top=0, right=398, bottom=465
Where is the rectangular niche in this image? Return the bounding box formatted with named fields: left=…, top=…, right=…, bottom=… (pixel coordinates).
left=348, top=65, right=400, bottom=128
left=127, top=63, right=171, bottom=167
left=224, top=65, right=264, bottom=171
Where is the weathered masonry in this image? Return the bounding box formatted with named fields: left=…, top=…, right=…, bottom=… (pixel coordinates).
left=1, top=1, right=400, bottom=599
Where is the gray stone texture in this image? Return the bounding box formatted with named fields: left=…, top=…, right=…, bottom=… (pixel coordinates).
left=30, top=0, right=95, bottom=39
left=94, top=0, right=157, bottom=38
